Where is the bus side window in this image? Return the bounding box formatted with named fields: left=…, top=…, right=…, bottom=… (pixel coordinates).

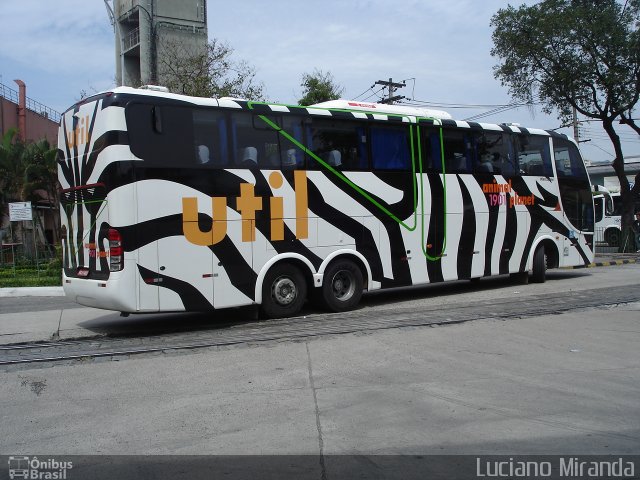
left=420, top=127, right=443, bottom=173
left=594, top=197, right=604, bottom=223
left=126, top=103, right=194, bottom=166
left=228, top=112, right=280, bottom=168
left=371, top=125, right=411, bottom=171
left=515, top=135, right=552, bottom=177
left=279, top=116, right=306, bottom=169
left=473, top=131, right=509, bottom=174
left=441, top=129, right=473, bottom=173
left=193, top=109, right=227, bottom=167
left=553, top=138, right=587, bottom=179
left=310, top=119, right=368, bottom=171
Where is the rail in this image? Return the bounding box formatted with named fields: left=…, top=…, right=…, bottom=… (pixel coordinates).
left=0, top=82, right=61, bottom=124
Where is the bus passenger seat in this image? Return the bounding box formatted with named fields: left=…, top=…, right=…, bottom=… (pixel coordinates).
left=282, top=149, right=298, bottom=168
left=528, top=164, right=544, bottom=176
left=240, top=147, right=258, bottom=167
left=197, top=145, right=210, bottom=164
left=327, top=150, right=342, bottom=167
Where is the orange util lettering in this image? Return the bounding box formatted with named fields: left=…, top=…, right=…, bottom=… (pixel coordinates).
left=182, top=197, right=227, bottom=246
left=66, top=130, right=75, bottom=149
left=236, top=183, right=263, bottom=242
left=294, top=171, right=308, bottom=240
left=269, top=172, right=285, bottom=241
left=79, top=116, right=84, bottom=147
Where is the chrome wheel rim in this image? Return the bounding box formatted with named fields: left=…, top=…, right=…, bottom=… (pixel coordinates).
left=272, top=276, right=297, bottom=306
left=332, top=270, right=355, bottom=301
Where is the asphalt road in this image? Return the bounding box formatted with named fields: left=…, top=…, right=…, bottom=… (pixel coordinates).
left=0, top=264, right=639, bottom=478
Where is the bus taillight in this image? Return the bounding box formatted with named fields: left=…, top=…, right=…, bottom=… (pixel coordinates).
left=108, top=228, right=123, bottom=271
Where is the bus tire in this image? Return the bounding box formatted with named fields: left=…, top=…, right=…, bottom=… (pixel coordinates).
left=605, top=229, right=620, bottom=247
left=321, top=259, right=363, bottom=312
left=531, top=246, right=546, bottom=283
left=260, top=263, right=307, bottom=319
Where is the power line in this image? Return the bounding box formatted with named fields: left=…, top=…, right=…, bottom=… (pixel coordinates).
left=403, top=98, right=538, bottom=109
left=463, top=103, right=524, bottom=122
left=361, top=87, right=385, bottom=102
left=584, top=143, right=615, bottom=158
left=351, top=86, right=375, bottom=101
left=580, top=128, right=640, bottom=141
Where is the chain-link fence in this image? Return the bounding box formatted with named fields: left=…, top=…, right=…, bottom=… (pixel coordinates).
left=0, top=243, right=61, bottom=287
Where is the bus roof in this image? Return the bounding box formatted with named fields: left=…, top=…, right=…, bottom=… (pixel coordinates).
left=311, top=99, right=453, bottom=120
left=75, top=86, right=572, bottom=141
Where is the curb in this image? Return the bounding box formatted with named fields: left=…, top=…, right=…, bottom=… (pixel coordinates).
left=569, top=258, right=639, bottom=269
left=0, top=287, right=65, bottom=298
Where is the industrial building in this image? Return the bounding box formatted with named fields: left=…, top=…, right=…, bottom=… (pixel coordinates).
left=106, top=0, right=208, bottom=87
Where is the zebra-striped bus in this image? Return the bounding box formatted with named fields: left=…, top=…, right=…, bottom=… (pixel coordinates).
left=58, top=87, right=594, bottom=318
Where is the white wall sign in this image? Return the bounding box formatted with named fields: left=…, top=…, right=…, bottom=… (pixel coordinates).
left=8, top=202, right=33, bottom=221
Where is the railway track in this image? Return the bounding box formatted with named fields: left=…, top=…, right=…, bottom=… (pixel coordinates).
left=1, top=284, right=638, bottom=369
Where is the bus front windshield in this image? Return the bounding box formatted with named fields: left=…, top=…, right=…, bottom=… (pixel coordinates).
left=553, top=138, right=593, bottom=232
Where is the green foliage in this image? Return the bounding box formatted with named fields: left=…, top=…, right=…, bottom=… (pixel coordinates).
left=0, top=131, right=60, bottom=246
left=491, top=0, right=640, bottom=238
left=158, top=38, right=266, bottom=100
left=298, top=69, right=344, bottom=106
left=0, top=243, right=62, bottom=287
left=0, top=128, right=27, bottom=205
left=0, top=274, right=61, bottom=288
left=491, top=0, right=639, bottom=123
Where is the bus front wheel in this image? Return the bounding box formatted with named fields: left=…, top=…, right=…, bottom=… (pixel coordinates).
left=531, top=246, right=547, bottom=283
left=321, top=259, right=364, bottom=312
left=260, top=263, right=307, bottom=319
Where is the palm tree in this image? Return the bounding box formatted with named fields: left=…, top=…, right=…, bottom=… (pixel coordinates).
left=0, top=129, right=27, bottom=244
left=1, top=130, right=60, bottom=250
left=0, top=128, right=27, bottom=205
left=22, top=138, right=61, bottom=245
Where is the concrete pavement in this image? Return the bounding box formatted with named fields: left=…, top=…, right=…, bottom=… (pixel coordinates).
left=1, top=257, right=639, bottom=346
left=1, top=303, right=639, bottom=455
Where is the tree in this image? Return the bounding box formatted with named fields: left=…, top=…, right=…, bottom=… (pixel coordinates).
left=23, top=139, right=61, bottom=245
left=0, top=130, right=60, bottom=247
left=157, top=38, right=266, bottom=101
left=298, top=69, right=344, bottom=106
left=491, top=0, right=640, bottom=249
left=0, top=128, right=26, bottom=205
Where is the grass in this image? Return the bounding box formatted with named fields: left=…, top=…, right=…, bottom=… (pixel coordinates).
left=0, top=255, right=62, bottom=288
left=0, top=266, right=62, bottom=288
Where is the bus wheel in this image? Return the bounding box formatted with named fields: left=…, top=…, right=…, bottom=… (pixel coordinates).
left=605, top=229, right=620, bottom=247
left=321, top=259, right=363, bottom=312
left=531, top=246, right=547, bottom=283
left=260, top=263, right=307, bottom=319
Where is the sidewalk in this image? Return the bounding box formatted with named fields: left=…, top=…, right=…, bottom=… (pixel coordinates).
left=0, top=286, right=64, bottom=298
left=0, top=253, right=639, bottom=347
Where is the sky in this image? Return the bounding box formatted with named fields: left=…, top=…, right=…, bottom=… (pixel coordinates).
left=0, top=0, right=638, bottom=163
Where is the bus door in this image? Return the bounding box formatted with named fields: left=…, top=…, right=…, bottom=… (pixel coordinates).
left=552, top=137, right=594, bottom=263
left=212, top=217, right=254, bottom=310
left=136, top=188, right=215, bottom=312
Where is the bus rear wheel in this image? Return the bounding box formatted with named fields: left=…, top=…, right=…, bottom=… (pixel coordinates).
left=260, top=263, right=307, bottom=319
left=531, top=246, right=547, bottom=283
left=605, top=229, right=620, bottom=247
left=321, top=259, right=364, bottom=312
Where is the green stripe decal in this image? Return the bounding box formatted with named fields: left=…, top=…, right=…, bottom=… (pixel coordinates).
left=248, top=102, right=448, bottom=261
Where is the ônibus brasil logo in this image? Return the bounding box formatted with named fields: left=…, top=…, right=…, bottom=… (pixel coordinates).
left=8, top=456, right=73, bottom=479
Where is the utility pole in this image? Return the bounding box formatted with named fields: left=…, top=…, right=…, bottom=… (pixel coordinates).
left=373, top=78, right=406, bottom=104
left=572, top=105, right=580, bottom=143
